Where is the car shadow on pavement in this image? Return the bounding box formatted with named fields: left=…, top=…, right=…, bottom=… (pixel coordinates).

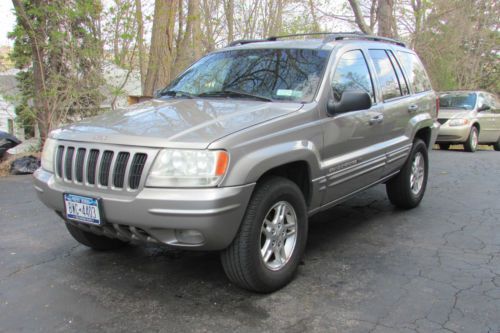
left=64, top=185, right=403, bottom=302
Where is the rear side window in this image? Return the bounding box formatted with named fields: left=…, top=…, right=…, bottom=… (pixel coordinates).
left=396, top=51, right=432, bottom=93
left=368, top=49, right=402, bottom=101
left=331, top=50, right=375, bottom=103
left=387, top=50, right=409, bottom=95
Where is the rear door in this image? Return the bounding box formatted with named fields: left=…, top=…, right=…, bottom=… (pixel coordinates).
left=392, top=50, right=435, bottom=168
left=367, top=49, right=413, bottom=176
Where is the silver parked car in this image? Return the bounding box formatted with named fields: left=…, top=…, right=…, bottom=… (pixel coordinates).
left=34, top=33, right=439, bottom=292
left=436, top=91, right=500, bottom=152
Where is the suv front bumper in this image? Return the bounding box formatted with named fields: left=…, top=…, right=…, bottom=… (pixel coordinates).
left=33, top=168, right=254, bottom=250
left=436, top=124, right=471, bottom=143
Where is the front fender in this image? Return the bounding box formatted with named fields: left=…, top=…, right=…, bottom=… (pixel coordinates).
left=222, top=140, right=322, bottom=186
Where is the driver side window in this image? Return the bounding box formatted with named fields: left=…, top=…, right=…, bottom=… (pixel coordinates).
left=332, top=50, right=375, bottom=103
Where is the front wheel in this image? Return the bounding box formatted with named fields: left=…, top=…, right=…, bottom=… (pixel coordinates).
left=221, top=177, right=308, bottom=293
left=386, top=138, right=429, bottom=209
left=464, top=126, right=479, bottom=152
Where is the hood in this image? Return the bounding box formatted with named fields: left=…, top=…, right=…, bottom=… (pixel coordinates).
left=51, top=98, right=303, bottom=149
left=438, top=109, right=475, bottom=119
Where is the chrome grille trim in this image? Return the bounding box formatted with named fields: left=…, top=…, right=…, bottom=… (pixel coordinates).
left=54, top=143, right=155, bottom=192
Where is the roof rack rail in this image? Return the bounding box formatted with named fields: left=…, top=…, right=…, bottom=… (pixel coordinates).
left=227, top=39, right=270, bottom=47
left=227, top=32, right=406, bottom=48
left=267, top=32, right=350, bottom=41
left=323, top=33, right=406, bottom=47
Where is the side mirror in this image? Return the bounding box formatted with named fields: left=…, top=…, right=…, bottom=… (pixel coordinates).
left=478, top=104, right=491, bottom=112
left=327, top=90, right=372, bottom=116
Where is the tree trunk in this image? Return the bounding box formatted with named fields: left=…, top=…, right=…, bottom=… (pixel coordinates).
left=308, top=0, right=320, bottom=32
left=202, top=0, right=215, bottom=52
left=348, top=0, right=373, bottom=34
left=377, top=0, right=394, bottom=37
left=224, top=0, right=234, bottom=43
left=174, top=0, right=202, bottom=74
left=144, top=0, right=177, bottom=97
left=134, top=0, right=147, bottom=93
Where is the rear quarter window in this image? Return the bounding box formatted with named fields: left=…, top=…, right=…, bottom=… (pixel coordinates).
left=396, top=51, right=432, bottom=94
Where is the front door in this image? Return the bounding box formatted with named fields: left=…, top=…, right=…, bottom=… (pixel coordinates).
left=321, top=49, right=386, bottom=205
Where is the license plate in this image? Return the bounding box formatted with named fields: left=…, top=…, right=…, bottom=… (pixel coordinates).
left=64, top=193, right=102, bottom=225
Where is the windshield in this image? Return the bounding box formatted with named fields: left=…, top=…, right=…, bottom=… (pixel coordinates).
left=439, top=93, right=477, bottom=110
left=161, top=48, right=330, bottom=102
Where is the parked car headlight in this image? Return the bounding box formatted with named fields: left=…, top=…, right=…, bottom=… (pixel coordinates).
left=146, top=149, right=229, bottom=187
left=448, top=118, right=469, bottom=126
left=41, top=138, right=57, bottom=172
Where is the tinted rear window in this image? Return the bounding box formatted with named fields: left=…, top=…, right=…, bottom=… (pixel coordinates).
left=369, top=49, right=402, bottom=101
left=396, top=51, right=432, bottom=93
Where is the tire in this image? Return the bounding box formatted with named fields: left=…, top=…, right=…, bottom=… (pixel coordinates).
left=386, top=138, right=429, bottom=209
left=493, top=138, right=500, bottom=151
left=65, top=222, right=128, bottom=250
left=221, top=177, right=308, bottom=293
left=438, top=143, right=450, bottom=150
left=464, top=126, right=479, bottom=152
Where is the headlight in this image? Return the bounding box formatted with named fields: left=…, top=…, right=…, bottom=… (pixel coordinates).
left=448, top=118, right=469, bottom=126
left=41, top=138, right=57, bottom=172
left=146, top=149, right=229, bottom=187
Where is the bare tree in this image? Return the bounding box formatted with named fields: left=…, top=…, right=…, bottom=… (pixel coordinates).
left=135, top=0, right=147, bottom=91
left=144, top=0, right=178, bottom=96
left=174, top=0, right=203, bottom=74
left=224, top=0, right=235, bottom=42
left=348, top=0, right=373, bottom=34
left=377, top=0, right=394, bottom=37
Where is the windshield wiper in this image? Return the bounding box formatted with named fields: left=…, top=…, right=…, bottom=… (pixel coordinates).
left=158, top=89, right=195, bottom=99
left=197, top=90, right=272, bottom=102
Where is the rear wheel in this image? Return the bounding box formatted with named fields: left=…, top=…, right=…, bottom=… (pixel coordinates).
left=221, top=177, right=308, bottom=293
left=65, top=223, right=128, bottom=250
left=464, top=126, right=479, bottom=152
left=439, top=143, right=451, bottom=150
left=386, top=138, right=428, bottom=209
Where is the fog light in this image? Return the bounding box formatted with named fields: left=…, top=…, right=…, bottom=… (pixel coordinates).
left=175, top=229, right=204, bottom=245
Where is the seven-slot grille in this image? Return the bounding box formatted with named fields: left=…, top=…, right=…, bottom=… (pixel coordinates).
left=55, top=145, right=148, bottom=190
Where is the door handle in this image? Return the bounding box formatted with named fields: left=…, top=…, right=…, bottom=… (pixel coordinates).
left=369, top=114, right=384, bottom=125
left=408, top=104, right=419, bottom=113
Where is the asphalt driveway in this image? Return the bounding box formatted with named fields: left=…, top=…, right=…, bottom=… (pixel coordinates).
left=1, top=149, right=499, bottom=333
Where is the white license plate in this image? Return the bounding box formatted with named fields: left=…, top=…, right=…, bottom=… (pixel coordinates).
left=64, top=194, right=102, bottom=225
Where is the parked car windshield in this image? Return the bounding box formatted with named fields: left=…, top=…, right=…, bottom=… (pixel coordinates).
left=439, top=92, right=477, bottom=110
left=160, top=48, right=330, bottom=103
